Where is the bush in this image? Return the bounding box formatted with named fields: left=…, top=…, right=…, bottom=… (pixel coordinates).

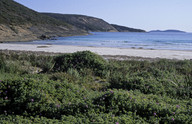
left=1, top=51, right=192, bottom=123
left=53, top=51, right=108, bottom=76
left=0, top=56, right=6, bottom=72
left=93, top=90, right=192, bottom=123
left=0, top=77, right=89, bottom=119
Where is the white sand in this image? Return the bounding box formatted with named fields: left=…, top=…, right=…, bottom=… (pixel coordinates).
left=0, top=43, right=192, bottom=60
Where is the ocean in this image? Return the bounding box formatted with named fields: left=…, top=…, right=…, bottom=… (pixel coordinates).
left=16, top=32, right=192, bottom=51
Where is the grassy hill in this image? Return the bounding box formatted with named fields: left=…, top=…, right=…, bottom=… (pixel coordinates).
left=111, top=24, right=146, bottom=32
left=0, top=0, right=146, bottom=42
left=43, top=13, right=118, bottom=32
left=0, top=0, right=87, bottom=42
left=0, top=0, right=67, bottom=26
left=43, top=13, right=146, bottom=32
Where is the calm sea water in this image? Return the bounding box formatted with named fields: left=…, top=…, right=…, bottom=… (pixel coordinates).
left=17, top=32, right=192, bottom=50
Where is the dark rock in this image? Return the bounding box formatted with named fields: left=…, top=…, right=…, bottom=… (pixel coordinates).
left=39, top=35, right=49, bottom=40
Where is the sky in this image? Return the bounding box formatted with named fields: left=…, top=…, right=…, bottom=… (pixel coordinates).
left=14, top=0, right=192, bottom=32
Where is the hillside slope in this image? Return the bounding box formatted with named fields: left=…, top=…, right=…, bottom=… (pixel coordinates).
left=111, top=24, right=146, bottom=32
left=0, top=0, right=87, bottom=42
left=43, top=13, right=118, bottom=32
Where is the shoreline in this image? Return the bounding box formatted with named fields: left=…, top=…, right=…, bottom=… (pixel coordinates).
left=0, top=43, right=192, bottom=60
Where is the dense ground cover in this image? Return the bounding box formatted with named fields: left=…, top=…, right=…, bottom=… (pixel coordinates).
left=0, top=51, right=192, bottom=123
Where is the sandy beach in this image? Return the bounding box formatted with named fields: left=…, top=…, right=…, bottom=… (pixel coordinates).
left=0, top=43, right=192, bottom=60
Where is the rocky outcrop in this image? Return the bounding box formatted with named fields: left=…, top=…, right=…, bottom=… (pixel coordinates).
left=0, top=24, right=87, bottom=42
left=0, top=24, right=36, bottom=42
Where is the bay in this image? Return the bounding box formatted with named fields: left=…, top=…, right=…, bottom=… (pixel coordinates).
left=16, top=32, right=192, bottom=51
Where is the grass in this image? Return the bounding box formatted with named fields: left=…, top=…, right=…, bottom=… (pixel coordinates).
left=0, top=51, right=192, bottom=123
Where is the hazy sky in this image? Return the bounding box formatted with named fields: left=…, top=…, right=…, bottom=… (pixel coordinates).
left=14, top=0, right=192, bottom=32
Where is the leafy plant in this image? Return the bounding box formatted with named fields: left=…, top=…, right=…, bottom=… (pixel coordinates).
left=0, top=51, right=192, bottom=123
left=53, top=51, right=108, bottom=76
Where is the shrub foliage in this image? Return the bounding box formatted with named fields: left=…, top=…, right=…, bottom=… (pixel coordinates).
left=0, top=51, right=192, bottom=123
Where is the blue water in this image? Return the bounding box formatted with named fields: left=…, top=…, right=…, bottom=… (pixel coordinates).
left=16, top=32, right=192, bottom=50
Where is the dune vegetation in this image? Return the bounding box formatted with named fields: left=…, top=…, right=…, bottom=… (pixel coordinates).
left=0, top=51, right=192, bottom=123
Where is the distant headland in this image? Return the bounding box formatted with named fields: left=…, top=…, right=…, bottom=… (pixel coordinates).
left=149, top=30, right=186, bottom=33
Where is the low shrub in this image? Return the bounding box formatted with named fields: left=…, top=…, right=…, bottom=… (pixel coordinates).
left=0, top=56, right=6, bottom=72
left=53, top=51, right=108, bottom=76
left=93, top=90, right=192, bottom=123
left=0, top=77, right=90, bottom=119
left=0, top=51, right=192, bottom=123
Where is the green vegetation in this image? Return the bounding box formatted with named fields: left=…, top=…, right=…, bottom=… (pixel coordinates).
left=43, top=13, right=117, bottom=32
left=0, top=51, right=192, bottom=123
left=111, top=24, right=146, bottom=32
left=43, top=13, right=146, bottom=32
left=0, top=0, right=69, bottom=26
left=0, top=0, right=89, bottom=42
